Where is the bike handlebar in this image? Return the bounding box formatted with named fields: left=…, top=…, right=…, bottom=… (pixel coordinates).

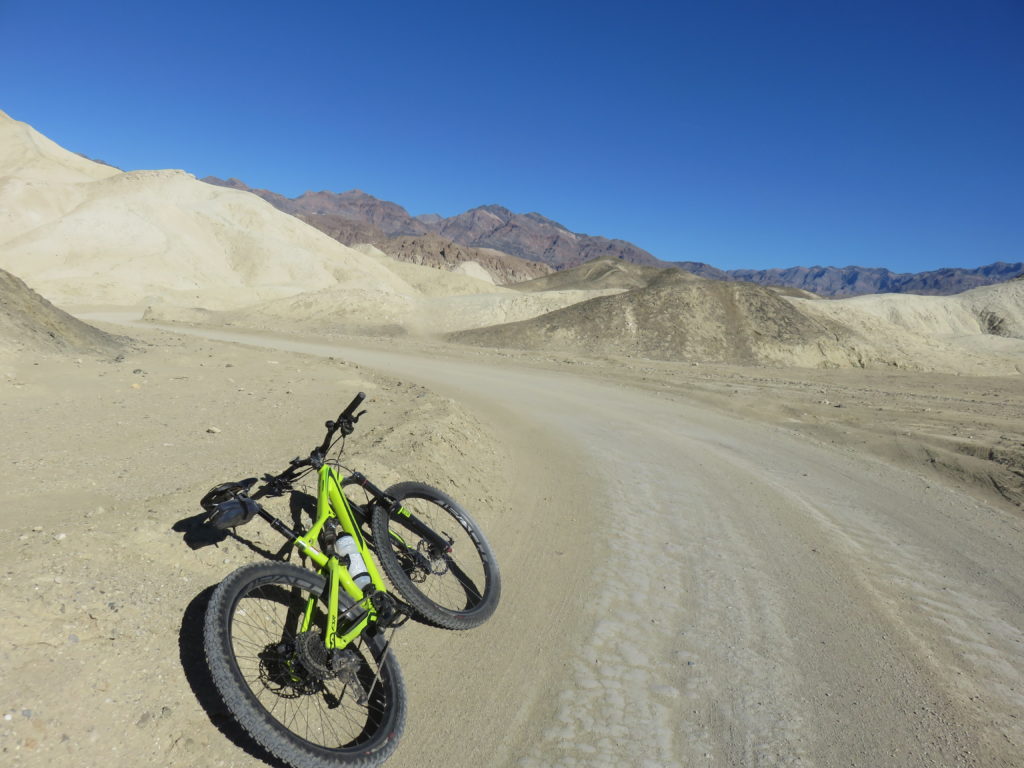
left=339, top=391, right=366, bottom=422
left=255, top=393, right=369, bottom=495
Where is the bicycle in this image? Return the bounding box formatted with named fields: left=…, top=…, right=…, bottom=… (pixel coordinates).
left=198, top=392, right=501, bottom=768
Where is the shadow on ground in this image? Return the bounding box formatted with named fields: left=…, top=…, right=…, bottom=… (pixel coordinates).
left=178, top=584, right=289, bottom=768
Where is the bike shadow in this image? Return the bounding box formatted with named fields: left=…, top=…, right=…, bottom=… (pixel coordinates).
left=175, top=493, right=316, bottom=767
left=179, top=585, right=290, bottom=768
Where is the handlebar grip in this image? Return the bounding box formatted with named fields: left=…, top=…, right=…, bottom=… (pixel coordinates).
left=340, top=392, right=366, bottom=420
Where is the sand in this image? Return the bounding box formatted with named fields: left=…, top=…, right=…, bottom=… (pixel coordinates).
left=5, top=317, right=1021, bottom=767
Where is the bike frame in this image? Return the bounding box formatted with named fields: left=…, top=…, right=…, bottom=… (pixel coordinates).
left=288, top=465, right=389, bottom=650
left=250, top=459, right=448, bottom=651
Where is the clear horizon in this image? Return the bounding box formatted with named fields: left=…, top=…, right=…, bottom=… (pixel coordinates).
left=1, top=0, right=1021, bottom=274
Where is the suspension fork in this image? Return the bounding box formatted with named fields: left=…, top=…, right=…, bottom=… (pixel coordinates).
left=343, top=472, right=453, bottom=555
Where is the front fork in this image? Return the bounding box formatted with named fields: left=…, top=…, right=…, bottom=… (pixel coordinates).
left=341, top=472, right=454, bottom=557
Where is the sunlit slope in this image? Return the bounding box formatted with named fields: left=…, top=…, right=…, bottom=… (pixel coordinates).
left=793, top=278, right=1024, bottom=339
left=0, top=109, right=119, bottom=184
left=0, top=112, right=414, bottom=308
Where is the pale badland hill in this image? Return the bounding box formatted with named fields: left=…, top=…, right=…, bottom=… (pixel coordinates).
left=0, top=111, right=415, bottom=309
left=0, top=267, right=121, bottom=354
left=0, top=111, right=583, bottom=338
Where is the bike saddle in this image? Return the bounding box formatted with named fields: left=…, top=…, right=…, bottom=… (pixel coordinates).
left=200, top=478, right=258, bottom=511
left=200, top=478, right=260, bottom=528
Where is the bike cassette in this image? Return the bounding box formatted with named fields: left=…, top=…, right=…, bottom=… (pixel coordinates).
left=294, top=629, right=335, bottom=680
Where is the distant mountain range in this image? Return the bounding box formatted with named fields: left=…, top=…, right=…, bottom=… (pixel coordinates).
left=202, top=177, right=1021, bottom=296
left=677, top=261, right=1024, bottom=298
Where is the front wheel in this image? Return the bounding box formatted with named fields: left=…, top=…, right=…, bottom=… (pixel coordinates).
left=204, top=562, right=406, bottom=768
left=371, top=482, right=501, bottom=630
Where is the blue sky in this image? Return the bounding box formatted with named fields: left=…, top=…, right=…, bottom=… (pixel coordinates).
left=1, top=0, right=1021, bottom=272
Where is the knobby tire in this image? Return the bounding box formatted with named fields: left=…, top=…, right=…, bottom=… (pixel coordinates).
left=370, top=482, right=501, bottom=630
left=204, top=562, right=406, bottom=768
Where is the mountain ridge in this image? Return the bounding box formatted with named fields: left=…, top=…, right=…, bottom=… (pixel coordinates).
left=201, top=176, right=1021, bottom=296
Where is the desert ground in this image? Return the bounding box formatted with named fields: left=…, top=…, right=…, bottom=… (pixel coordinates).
left=2, top=110, right=1023, bottom=767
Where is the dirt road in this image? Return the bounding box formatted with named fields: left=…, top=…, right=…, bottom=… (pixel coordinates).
left=75, top=318, right=1024, bottom=766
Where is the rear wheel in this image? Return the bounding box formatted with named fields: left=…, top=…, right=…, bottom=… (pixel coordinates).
left=204, top=562, right=405, bottom=768
left=371, top=482, right=501, bottom=630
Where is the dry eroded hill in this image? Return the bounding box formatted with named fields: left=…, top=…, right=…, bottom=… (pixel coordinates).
left=0, top=268, right=121, bottom=354
left=453, top=269, right=1024, bottom=373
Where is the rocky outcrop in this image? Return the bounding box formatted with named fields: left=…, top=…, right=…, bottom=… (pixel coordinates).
left=377, top=234, right=553, bottom=284
left=431, top=205, right=663, bottom=270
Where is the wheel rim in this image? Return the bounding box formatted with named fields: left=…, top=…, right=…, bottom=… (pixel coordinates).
left=228, top=580, right=396, bottom=752
left=387, top=496, right=490, bottom=616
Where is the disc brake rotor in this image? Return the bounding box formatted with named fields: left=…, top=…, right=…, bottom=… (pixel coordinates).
left=417, top=539, right=450, bottom=576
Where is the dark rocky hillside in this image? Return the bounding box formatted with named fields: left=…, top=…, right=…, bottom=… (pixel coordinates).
left=429, top=204, right=663, bottom=270
left=203, top=177, right=662, bottom=272
left=202, top=177, right=1021, bottom=296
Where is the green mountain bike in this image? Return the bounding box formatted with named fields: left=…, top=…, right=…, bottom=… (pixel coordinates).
left=199, top=392, right=501, bottom=768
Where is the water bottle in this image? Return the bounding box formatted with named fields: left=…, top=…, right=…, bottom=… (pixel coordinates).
left=334, top=534, right=372, bottom=590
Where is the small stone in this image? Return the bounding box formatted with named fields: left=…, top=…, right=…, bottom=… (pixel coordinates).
left=206, top=426, right=221, bottom=434
left=132, top=369, right=143, bottom=374
left=53, top=532, right=66, bottom=541
left=21, top=709, right=32, bottom=718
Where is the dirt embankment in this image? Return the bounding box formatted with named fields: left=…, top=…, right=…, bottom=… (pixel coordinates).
left=0, top=268, right=124, bottom=355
